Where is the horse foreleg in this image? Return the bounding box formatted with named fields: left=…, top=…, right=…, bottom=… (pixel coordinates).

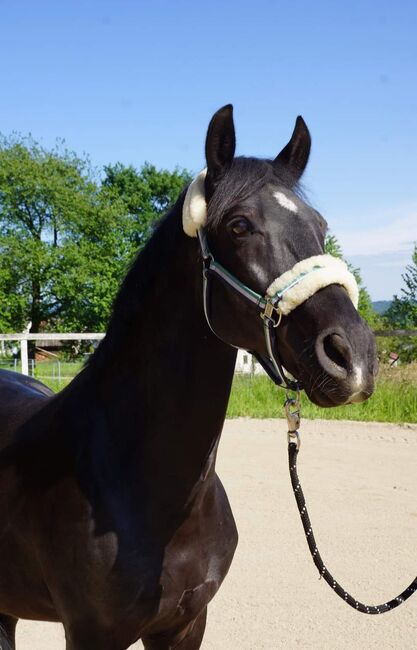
left=0, top=614, right=17, bottom=650
left=142, top=607, right=207, bottom=650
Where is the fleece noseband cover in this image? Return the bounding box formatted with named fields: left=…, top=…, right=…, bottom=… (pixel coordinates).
left=266, top=255, right=359, bottom=314
left=182, top=171, right=359, bottom=314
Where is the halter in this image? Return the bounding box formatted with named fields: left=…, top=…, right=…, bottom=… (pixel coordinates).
left=198, top=228, right=301, bottom=390
left=184, top=170, right=358, bottom=391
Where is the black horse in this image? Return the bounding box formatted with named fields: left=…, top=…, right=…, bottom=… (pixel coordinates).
left=0, top=106, right=376, bottom=649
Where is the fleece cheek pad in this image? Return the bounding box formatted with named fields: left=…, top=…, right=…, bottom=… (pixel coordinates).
left=182, top=170, right=359, bottom=314
left=182, top=169, right=208, bottom=238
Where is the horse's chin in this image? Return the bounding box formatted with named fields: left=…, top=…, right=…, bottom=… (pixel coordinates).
left=305, top=389, right=348, bottom=408
left=304, top=380, right=374, bottom=408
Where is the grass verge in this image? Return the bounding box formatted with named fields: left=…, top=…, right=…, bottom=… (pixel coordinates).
left=227, top=364, right=417, bottom=423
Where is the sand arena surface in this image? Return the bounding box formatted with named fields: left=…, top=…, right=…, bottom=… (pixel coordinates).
left=16, top=418, right=417, bottom=649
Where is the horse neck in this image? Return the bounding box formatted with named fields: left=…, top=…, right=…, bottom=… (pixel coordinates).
left=87, top=203, right=237, bottom=503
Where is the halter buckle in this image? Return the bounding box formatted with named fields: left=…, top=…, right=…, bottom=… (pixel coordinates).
left=260, top=300, right=282, bottom=328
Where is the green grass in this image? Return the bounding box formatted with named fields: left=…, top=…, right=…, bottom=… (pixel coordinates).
left=39, top=378, right=74, bottom=392
left=34, top=360, right=84, bottom=392
left=227, top=365, right=417, bottom=423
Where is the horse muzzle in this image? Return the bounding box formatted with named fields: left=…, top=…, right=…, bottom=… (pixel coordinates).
left=283, top=293, right=378, bottom=408
left=314, top=324, right=378, bottom=406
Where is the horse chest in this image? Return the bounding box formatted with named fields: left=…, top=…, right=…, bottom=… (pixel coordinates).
left=95, top=474, right=238, bottom=637
left=148, top=475, right=238, bottom=626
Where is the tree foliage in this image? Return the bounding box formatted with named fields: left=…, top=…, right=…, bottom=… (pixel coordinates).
left=102, top=162, right=191, bottom=248
left=0, top=135, right=98, bottom=332
left=384, top=245, right=417, bottom=362
left=385, top=245, right=417, bottom=327
left=0, top=135, right=190, bottom=334
left=324, top=233, right=380, bottom=327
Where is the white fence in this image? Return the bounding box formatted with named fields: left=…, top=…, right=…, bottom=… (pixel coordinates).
left=0, top=333, right=265, bottom=378
left=1, top=329, right=415, bottom=382
left=0, top=333, right=105, bottom=376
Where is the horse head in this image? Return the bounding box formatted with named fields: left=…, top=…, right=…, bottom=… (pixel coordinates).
left=183, top=105, right=377, bottom=407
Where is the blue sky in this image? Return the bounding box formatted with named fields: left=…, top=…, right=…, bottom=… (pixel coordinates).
left=1, top=0, right=417, bottom=300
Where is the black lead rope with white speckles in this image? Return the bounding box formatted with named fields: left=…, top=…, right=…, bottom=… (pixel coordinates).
left=286, top=398, right=417, bottom=614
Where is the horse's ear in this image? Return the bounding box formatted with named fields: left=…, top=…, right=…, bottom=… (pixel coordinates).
left=274, top=116, right=311, bottom=180
left=205, top=104, right=236, bottom=187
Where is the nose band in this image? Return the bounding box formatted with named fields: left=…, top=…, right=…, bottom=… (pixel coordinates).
left=266, top=255, right=358, bottom=314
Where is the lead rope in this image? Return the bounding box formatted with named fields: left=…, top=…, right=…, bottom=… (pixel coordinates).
left=285, top=392, right=417, bottom=614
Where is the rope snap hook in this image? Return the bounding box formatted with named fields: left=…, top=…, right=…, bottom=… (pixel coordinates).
left=284, top=389, right=301, bottom=450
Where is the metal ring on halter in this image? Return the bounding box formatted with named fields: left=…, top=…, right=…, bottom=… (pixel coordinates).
left=260, top=301, right=283, bottom=328
left=274, top=309, right=282, bottom=328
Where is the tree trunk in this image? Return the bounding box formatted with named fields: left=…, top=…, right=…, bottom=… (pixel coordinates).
left=29, top=279, right=42, bottom=359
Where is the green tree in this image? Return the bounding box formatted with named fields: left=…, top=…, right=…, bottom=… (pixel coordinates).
left=102, top=162, right=191, bottom=248
left=324, top=233, right=343, bottom=259
left=0, top=136, right=192, bottom=334
left=50, top=196, right=135, bottom=331
left=384, top=245, right=417, bottom=362
left=324, top=233, right=380, bottom=327
left=386, top=245, right=417, bottom=327
left=0, top=135, right=134, bottom=333
left=0, top=258, right=27, bottom=331
left=0, top=134, right=99, bottom=333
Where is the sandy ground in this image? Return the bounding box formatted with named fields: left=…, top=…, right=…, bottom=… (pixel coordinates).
left=15, top=417, right=417, bottom=649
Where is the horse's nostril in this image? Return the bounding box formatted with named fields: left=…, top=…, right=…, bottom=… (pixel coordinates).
left=323, top=334, right=351, bottom=371
left=316, top=331, right=353, bottom=379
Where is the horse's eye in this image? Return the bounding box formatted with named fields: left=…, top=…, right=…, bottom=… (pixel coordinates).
left=230, top=218, right=251, bottom=236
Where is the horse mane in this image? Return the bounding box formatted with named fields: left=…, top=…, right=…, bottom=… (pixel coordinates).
left=89, top=193, right=187, bottom=370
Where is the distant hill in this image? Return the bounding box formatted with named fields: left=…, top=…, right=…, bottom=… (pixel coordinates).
left=372, top=300, right=392, bottom=315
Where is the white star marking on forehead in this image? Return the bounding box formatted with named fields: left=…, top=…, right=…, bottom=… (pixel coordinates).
left=273, top=190, right=298, bottom=213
